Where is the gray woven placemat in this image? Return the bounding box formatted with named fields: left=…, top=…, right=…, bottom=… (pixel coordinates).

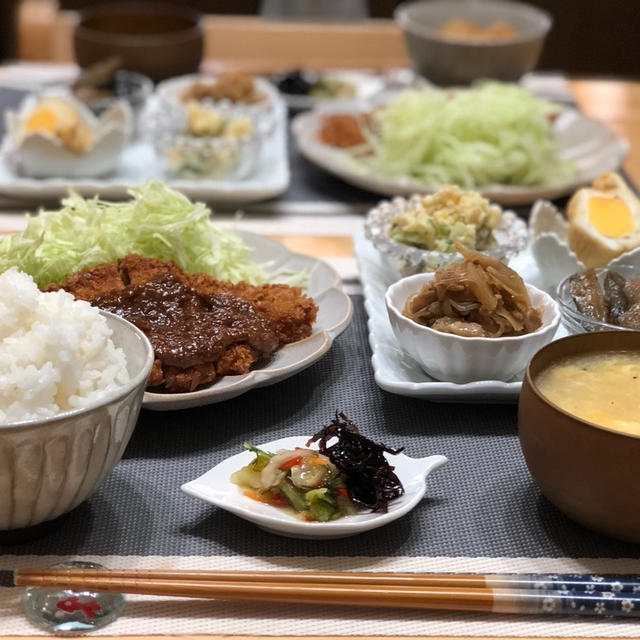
left=4, top=295, right=640, bottom=559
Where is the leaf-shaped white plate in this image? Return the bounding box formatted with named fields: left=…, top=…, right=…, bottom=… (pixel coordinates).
left=182, top=435, right=447, bottom=539
left=292, top=103, right=628, bottom=206
left=143, top=231, right=352, bottom=410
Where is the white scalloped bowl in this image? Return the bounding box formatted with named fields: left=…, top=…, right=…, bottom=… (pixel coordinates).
left=182, top=435, right=447, bottom=540
left=385, top=272, right=560, bottom=383
left=4, top=93, right=131, bottom=178
left=529, top=199, right=640, bottom=294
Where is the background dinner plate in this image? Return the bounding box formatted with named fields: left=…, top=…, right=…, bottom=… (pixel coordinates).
left=272, top=70, right=386, bottom=111
left=292, top=102, right=628, bottom=206
left=143, top=231, right=353, bottom=410
left=354, top=233, right=566, bottom=403
left=0, top=99, right=289, bottom=205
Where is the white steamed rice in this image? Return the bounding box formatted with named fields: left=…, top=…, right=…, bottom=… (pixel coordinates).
left=0, top=268, right=130, bottom=425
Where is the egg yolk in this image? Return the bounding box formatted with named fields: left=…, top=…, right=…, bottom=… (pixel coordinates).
left=587, top=195, right=634, bottom=237
left=24, top=107, right=59, bottom=134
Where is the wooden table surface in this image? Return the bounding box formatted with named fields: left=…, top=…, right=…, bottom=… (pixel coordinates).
left=570, top=79, right=640, bottom=187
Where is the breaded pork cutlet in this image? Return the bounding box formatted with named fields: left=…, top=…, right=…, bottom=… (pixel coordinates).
left=47, top=254, right=318, bottom=393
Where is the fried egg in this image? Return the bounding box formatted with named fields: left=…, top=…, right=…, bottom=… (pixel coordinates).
left=567, top=172, right=640, bottom=268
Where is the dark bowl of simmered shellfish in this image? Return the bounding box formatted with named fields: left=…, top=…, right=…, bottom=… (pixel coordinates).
left=557, top=264, right=640, bottom=334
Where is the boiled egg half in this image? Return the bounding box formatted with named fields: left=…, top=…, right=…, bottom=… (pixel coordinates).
left=4, top=92, right=131, bottom=178
left=567, top=171, right=640, bottom=268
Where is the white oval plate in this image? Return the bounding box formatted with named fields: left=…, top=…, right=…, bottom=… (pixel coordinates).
left=181, top=435, right=447, bottom=539
left=143, top=231, right=352, bottom=411
left=292, top=102, right=628, bottom=206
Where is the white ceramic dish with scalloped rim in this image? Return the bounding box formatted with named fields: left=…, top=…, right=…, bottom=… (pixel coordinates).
left=143, top=231, right=352, bottom=411
left=181, top=435, right=447, bottom=539
left=292, top=102, right=628, bottom=206
left=386, top=273, right=559, bottom=384
left=528, top=198, right=640, bottom=294
left=4, top=92, right=131, bottom=179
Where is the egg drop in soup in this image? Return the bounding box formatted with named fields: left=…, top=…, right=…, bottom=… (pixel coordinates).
left=535, top=351, right=640, bottom=436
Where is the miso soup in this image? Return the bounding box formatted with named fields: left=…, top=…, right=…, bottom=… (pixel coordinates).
left=535, top=350, right=640, bottom=436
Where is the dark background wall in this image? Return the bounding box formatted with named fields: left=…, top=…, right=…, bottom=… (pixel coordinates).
left=20, top=0, right=640, bottom=77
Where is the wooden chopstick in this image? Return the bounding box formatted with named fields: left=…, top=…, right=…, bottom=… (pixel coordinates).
left=14, top=568, right=487, bottom=589
left=15, top=573, right=496, bottom=612
left=15, top=568, right=640, bottom=591
left=13, top=568, right=640, bottom=618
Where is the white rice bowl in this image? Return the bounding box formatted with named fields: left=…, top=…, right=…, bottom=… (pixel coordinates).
left=0, top=268, right=130, bottom=424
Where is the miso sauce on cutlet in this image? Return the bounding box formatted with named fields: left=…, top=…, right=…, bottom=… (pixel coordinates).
left=93, top=274, right=279, bottom=368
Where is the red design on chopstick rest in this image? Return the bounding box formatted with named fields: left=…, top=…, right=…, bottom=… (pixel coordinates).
left=56, top=595, right=101, bottom=620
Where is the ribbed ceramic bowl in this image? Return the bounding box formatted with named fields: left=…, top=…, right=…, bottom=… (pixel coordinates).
left=395, top=0, right=551, bottom=85
left=519, top=331, right=640, bottom=543
left=0, top=312, right=153, bottom=532
left=385, top=272, right=559, bottom=383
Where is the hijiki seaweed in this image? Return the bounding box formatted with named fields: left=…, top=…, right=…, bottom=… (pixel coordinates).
left=307, top=412, right=404, bottom=512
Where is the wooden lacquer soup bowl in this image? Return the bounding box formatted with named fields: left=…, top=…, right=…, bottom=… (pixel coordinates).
left=519, top=331, right=640, bottom=543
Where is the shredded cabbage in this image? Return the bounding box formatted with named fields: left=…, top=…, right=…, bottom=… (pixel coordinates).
left=353, top=82, right=575, bottom=188
left=0, top=182, right=268, bottom=288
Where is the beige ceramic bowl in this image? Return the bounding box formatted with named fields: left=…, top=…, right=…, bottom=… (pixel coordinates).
left=0, top=312, right=153, bottom=533
left=395, top=0, right=551, bottom=85
left=74, top=3, right=203, bottom=83
left=519, top=331, right=640, bottom=543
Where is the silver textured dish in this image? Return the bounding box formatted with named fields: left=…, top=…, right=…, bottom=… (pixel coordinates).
left=364, top=195, right=528, bottom=279
left=144, top=99, right=273, bottom=180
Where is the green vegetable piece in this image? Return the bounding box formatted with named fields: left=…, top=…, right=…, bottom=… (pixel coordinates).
left=278, top=478, right=307, bottom=512
left=242, top=442, right=273, bottom=472
left=305, top=488, right=336, bottom=522
left=229, top=466, right=261, bottom=489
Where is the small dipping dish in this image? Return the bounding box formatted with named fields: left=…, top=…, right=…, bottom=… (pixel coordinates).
left=557, top=264, right=640, bottom=334
left=519, top=331, right=640, bottom=543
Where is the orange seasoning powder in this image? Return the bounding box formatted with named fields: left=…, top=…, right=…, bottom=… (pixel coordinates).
left=318, top=114, right=366, bottom=148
